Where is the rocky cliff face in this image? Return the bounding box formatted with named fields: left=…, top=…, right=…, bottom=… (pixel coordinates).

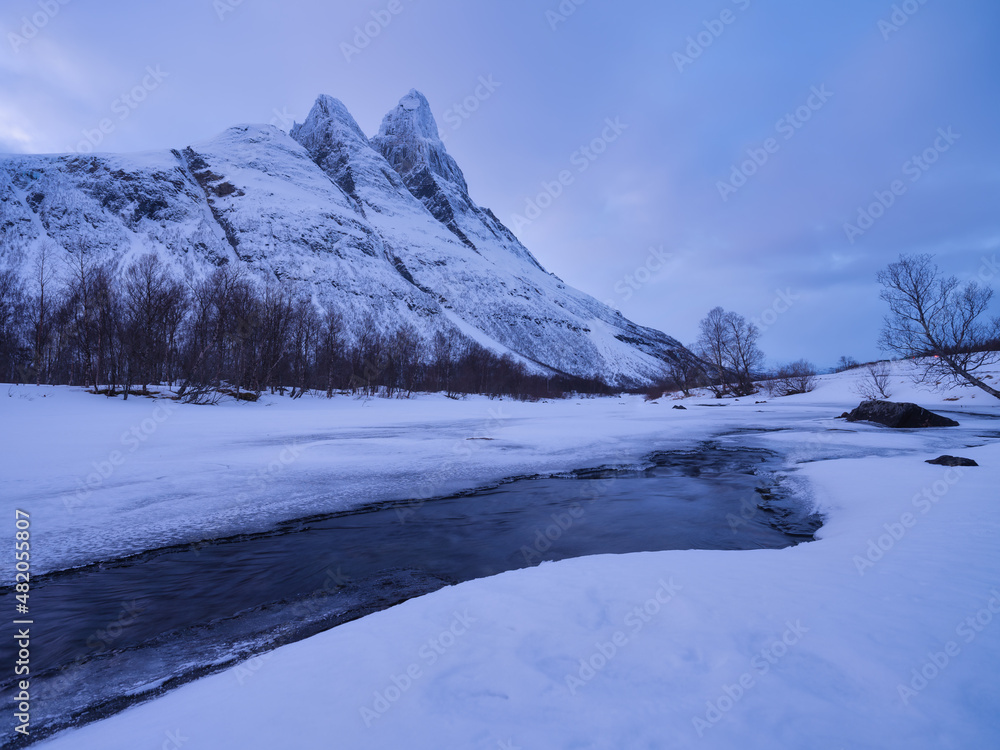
left=0, top=90, right=694, bottom=385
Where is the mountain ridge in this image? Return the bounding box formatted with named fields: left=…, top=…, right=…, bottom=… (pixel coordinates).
left=0, top=90, right=694, bottom=386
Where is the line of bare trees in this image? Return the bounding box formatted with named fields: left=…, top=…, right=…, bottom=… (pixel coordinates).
left=0, top=253, right=609, bottom=401
left=641, top=307, right=817, bottom=400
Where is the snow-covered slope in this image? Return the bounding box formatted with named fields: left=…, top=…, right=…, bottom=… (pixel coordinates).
left=0, top=149, right=233, bottom=278
left=0, top=91, right=695, bottom=385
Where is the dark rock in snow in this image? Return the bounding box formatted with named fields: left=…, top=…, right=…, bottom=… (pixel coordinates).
left=926, top=455, right=979, bottom=467
left=843, top=401, right=959, bottom=428
left=672, top=405, right=687, bottom=410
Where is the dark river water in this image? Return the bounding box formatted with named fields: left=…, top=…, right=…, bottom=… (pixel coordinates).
left=0, top=442, right=821, bottom=746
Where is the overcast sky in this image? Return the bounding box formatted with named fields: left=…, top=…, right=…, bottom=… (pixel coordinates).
left=2, top=0, right=998, bottom=367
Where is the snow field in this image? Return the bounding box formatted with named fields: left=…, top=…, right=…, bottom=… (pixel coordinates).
left=5, top=361, right=998, bottom=748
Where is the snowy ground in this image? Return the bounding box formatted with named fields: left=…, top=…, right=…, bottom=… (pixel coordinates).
left=5, top=362, right=1000, bottom=748
left=2, top=362, right=993, bottom=579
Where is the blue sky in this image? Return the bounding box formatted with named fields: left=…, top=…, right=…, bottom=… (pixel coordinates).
left=2, top=0, right=998, bottom=367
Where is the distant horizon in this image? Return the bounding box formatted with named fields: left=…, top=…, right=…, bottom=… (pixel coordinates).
left=2, top=0, right=998, bottom=369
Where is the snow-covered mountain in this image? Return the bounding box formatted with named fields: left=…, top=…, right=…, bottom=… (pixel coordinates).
left=0, top=90, right=693, bottom=385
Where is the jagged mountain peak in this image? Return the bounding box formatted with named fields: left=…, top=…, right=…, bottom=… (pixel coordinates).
left=291, top=93, right=415, bottom=207
left=373, top=89, right=469, bottom=196
left=387, top=89, right=441, bottom=140
left=293, top=95, right=370, bottom=148
left=369, top=91, right=545, bottom=267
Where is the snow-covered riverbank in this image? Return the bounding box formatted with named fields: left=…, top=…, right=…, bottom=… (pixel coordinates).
left=3, top=363, right=995, bottom=578
left=5, top=363, right=999, bottom=748
left=40, top=439, right=1000, bottom=749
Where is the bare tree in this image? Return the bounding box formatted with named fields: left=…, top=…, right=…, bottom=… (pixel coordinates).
left=766, top=359, right=817, bottom=397
left=91, top=265, right=121, bottom=394
left=349, top=313, right=387, bottom=397
left=180, top=266, right=236, bottom=396
left=429, top=329, right=463, bottom=397
left=726, top=312, right=764, bottom=396
left=835, top=355, right=860, bottom=372
left=0, top=269, right=29, bottom=382
left=854, top=361, right=893, bottom=401
left=666, top=348, right=702, bottom=396
left=695, top=307, right=764, bottom=397
left=258, top=283, right=294, bottom=393
left=64, top=245, right=97, bottom=389
left=318, top=307, right=344, bottom=398
left=61, top=245, right=122, bottom=390
left=286, top=297, right=319, bottom=398
left=28, top=243, right=57, bottom=385
left=120, top=254, right=186, bottom=396
left=878, top=254, right=1000, bottom=399
left=696, top=307, right=732, bottom=397
left=390, top=323, right=422, bottom=397
left=176, top=267, right=270, bottom=400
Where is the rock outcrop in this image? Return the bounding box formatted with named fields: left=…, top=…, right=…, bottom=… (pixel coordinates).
left=842, top=401, right=959, bottom=428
